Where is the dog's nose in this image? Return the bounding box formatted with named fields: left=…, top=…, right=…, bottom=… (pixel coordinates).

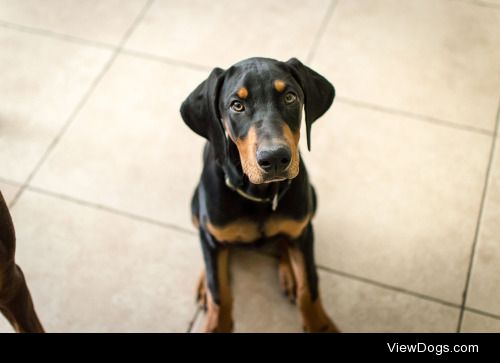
left=257, top=146, right=291, bottom=173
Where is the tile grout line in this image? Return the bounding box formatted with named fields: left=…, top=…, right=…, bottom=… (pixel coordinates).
left=316, top=264, right=461, bottom=310
left=0, top=18, right=212, bottom=73
left=186, top=307, right=203, bottom=333
left=0, top=177, right=23, bottom=187
left=448, top=0, right=500, bottom=9
left=463, top=306, right=500, bottom=321
left=0, top=18, right=118, bottom=51
left=8, top=0, right=156, bottom=209
left=305, top=0, right=338, bottom=64
left=121, top=48, right=212, bottom=72
left=337, top=96, right=494, bottom=137
left=26, top=185, right=196, bottom=236
left=457, top=97, right=500, bottom=332
left=16, top=183, right=500, bottom=324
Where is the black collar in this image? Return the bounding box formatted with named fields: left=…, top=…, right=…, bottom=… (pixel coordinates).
left=224, top=175, right=292, bottom=211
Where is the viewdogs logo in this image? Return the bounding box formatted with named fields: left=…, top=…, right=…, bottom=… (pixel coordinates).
left=387, top=343, right=449, bottom=356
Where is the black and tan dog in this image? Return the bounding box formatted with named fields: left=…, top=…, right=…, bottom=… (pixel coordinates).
left=0, top=192, right=44, bottom=332
left=181, top=57, right=337, bottom=333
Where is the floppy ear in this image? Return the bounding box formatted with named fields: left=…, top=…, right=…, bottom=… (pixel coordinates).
left=180, top=68, right=227, bottom=165
left=286, top=58, right=335, bottom=151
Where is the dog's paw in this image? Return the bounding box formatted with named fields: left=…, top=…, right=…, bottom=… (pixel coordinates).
left=195, top=270, right=207, bottom=311
left=278, top=256, right=296, bottom=304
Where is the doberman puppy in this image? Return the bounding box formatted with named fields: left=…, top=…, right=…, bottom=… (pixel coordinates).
left=0, top=192, right=44, bottom=332
left=181, top=57, right=338, bottom=333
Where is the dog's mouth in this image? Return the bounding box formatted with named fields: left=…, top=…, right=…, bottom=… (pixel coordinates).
left=249, top=162, right=299, bottom=184
left=261, top=174, right=288, bottom=184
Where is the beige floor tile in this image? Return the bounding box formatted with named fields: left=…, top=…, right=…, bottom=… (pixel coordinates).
left=0, top=28, right=111, bottom=183
left=478, top=0, right=500, bottom=5
left=461, top=311, right=500, bottom=332
left=191, top=250, right=300, bottom=333
left=0, top=190, right=202, bottom=333
left=0, top=0, right=148, bottom=45
left=124, top=0, right=331, bottom=68
left=0, top=182, right=20, bottom=205
left=191, top=250, right=458, bottom=332
left=31, top=54, right=206, bottom=231
left=466, top=136, right=500, bottom=315
left=0, top=315, right=13, bottom=332
left=300, top=102, right=491, bottom=304
left=312, top=0, right=500, bottom=131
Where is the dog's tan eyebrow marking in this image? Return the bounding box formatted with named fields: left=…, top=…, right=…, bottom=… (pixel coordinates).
left=274, top=80, right=286, bottom=93
left=237, top=87, right=248, bottom=99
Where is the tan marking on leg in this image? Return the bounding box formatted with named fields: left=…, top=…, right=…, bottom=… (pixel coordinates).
left=288, top=246, right=339, bottom=333
left=237, top=87, right=248, bottom=99
left=274, top=80, right=286, bottom=93
left=192, top=215, right=199, bottom=228
left=235, top=126, right=265, bottom=184
left=278, top=240, right=296, bottom=303
left=282, top=123, right=300, bottom=179
left=196, top=270, right=207, bottom=310
left=264, top=215, right=310, bottom=239
left=206, top=219, right=261, bottom=243
left=204, top=248, right=233, bottom=333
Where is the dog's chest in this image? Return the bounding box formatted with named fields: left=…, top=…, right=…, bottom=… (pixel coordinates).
left=206, top=214, right=310, bottom=243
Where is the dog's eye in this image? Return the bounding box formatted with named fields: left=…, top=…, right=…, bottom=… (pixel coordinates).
left=230, top=101, right=245, bottom=112
left=284, top=92, right=297, bottom=104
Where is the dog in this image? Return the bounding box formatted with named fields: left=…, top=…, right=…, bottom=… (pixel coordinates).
left=180, top=57, right=338, bottom=333
left=0, top=192, right=44, bottom=332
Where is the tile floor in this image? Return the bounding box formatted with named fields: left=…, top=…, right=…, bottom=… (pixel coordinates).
left=0, top=0, right=499, bottom=333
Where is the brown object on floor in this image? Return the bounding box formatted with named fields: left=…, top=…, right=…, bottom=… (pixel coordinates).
left=0, top=192, right=44, bottom=333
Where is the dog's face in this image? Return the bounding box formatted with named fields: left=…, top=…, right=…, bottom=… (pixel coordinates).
left=218, top=61, right=304, bottom=184
left=180, top=57, right=335, bottom=184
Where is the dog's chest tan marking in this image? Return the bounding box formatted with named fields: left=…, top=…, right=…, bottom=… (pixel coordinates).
left=206, top=215, right=310, bottom=243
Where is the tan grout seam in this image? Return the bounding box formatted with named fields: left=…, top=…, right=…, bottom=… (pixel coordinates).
left=25, top=185, right=196, bottom=236
left=0, top=177, right=23, bottom=187
left=305, top=0, right=338, bottom=64
left=463, top=306, right=500, bottom=321
left=457, top=97, right=500, bottom=332
left=448, top=0, right=500, bottom=9
left=8, top=0, right=156, bottom=209
left=0, top=18, right=117, bottom=50
left=186, top=307, right=203, bottom=333
left=121, top=49, right=212, bottom=72
left=316, top=264, right=461, bottom=310
left=0, top=18, right=212, bottom=73
left=337, top=96, right=494, bottom=137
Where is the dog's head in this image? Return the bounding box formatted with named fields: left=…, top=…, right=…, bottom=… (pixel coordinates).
left=180, top=57, right=334, bottom=184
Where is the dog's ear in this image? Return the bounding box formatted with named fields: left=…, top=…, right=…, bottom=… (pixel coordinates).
left=285, top=58, right=335, bottom=151
left=180, top=68, right=227, bottom=165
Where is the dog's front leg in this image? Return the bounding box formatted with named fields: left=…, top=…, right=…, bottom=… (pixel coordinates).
left=0, top=193, right=44, bottom=333
left=0, top=264, right=44, bottom=333
left=287, top=223, right=339, bottom=333
left=199, top=228, right=233, bottom=333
